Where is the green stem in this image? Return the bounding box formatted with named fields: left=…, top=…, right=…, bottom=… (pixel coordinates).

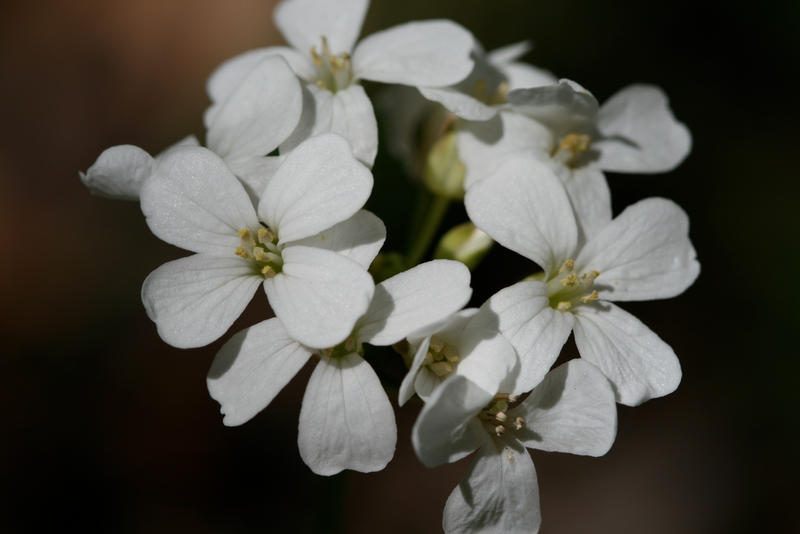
left=406, top=193, right=450, bottom=267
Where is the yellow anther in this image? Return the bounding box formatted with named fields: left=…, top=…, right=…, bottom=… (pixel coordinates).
left=238, top=228, right=255, bottom=247
left=561, top=273, right=578, bottom=287
left=513, top=416, right=525, bottom=430
left=581, top=290, right=599, bottom=303
left=261, top=265, right=276, bottom=278
left=488, top=81, right=509, bottom=106
left=257, top=228, right=274, bottom=244
left=423, top=351, right=434, bottom=365
left=429, top=339, right=444, bottom=353
left=234, top=246, right=250, bottom=259
left=495, top=425, right=506, bottom=437
left=253, top=247, right=266, bottom=261
left=582, top=270, right=600, bottom=284
left=559, top=259, right=575, bottom=273
left=429, top=361, right=454, bottom=377
left=442, top=345, right=460, bottom=363
left=507, top=394, right=518, bottom=404
left=557, top=301, right=572, bottom=312
left=495, top=411, right=508, bottom=423
left=558, top=133, right=591, bottom=154
left=316, top=80, right=326, bottom=88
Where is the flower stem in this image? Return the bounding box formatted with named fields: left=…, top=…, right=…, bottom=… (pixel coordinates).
left=406, top=191, right=450, bottom=267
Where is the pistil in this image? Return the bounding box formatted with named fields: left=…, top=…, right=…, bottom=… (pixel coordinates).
left=310, top=36, right=353, bottom=93
left=546, top=259, right=600, bottom=312
left=235, top=227, right=283, bottom=278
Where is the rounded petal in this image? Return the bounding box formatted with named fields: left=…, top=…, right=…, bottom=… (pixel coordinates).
left=573, top=302, right=682, bottom=406
left=487, top=41, right=533, bottom=65
left=455, top=326, right=519, bottom=395
left=290, top=209, right=385, bottom=270
left=465, top=155, right=577, bottom=276
left=516, top=359, right=617, bottom=455
left=141, top=146, right=259, bottom=255
left=575, top=197, right=700, bottom=301
left=227, top=155, right=284, bottom=205
left=274, top=0, right=368, bottom=56
left=80, top=144, right=154, bottom=200
left=298, top=352, right=396, bottom=475
left=353, top=20, right=474, bottom=87
left=207, top=318, right=313, bottom=426
left=356, top=260, right=472, bottom=346
left=459, top=111, right=553, bottom=190
left=594, top=84, right=691, bottom=173
left=501, top=62, right=557, bottom=91
left=443, top=440, right=541, bottom=534
left=141, top=255, right=261, bottom=349
left=412, top=375, right=490, bottom=468
left=281, top=84, right=378, bottom=167
left=263, top=245, right=374, bottom=348
left=259, top=133, right=373, bottom=243
left=207, top=56, right=303, bottom=163
left=481, top=282, right=575, bottom=395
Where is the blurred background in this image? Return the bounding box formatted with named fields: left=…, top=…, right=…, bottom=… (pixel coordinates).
left=1, top=0, right=798, bottom=532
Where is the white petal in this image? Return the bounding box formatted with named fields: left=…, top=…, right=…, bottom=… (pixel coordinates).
left=140, top=146, right=259, bottom=255
left=573, top=302, right=682, bottom=406
left=356, top=260, right=472, bottom=346
left=465, top=155, right=577, bottom=276
left=455, top=325, right=519, bottom=395
left=458, top=111, right=553, bottom=190
left=290, top=209, right=385, bottom=270
left=281, top=84, right=378, bottom=167
left=508, top=79, right=599, bottom=136
left=227, top=155, right=284, bottom=205
left=516, top=359, right=617, bottom=455
left=501, top=63, right=557, bottom=91
left=207, top=318, right=313, bottom=426
left=398, top=336, right=430, bottom=407
left=559, top=165, right=612, bottom=243
left=259, top=133, right=373, bottom=243
left=158, top=134, right=201, bottom=154
left=412, top=375, right=489, bottom=467
left=575, top=197, right=700, bottom=301
left=482, top=282, right=575, bottom=395
left=264, top=245, right=374, bottom=348
left=141, top=255, right=261, bottom=349
left=443, top=439, right=541, bottom=534
left=353, top=20, right=474, bottom=86
left=487, top=41, right=533, bottom=65
left=274, top=0, right=368, bottom=56
left=298, top=352, right=396, bottom=475
left=80, top=145, right=154, bottom=200
left=207, top=56, right=302, bottom=163
left=418, top=86, right=497, bottom=121
left=594, top=84, right=691, bottom=173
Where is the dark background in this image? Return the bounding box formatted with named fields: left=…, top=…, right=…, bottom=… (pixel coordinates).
left=1, top=1, right=798, bottom=532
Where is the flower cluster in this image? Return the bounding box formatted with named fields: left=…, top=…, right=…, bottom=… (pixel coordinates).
left=81, top=0, right=699, bottom=532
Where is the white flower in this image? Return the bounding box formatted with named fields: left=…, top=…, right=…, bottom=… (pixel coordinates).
left=465, top=156, right=700, bottom=405
left=413, top=359, right=617, bottom=534
left=398, top=307, right=518, bottom=407
left=140, top=134, right=376, bottom=349
left=419, top=41, right=556, bottom=122
left=82, top=56, right=303, bottom=203
left=206, top=0, right=475, bottom=166
left=459, top=80, right=692, bottom=240
left=207, top=260, right=473, bottom=475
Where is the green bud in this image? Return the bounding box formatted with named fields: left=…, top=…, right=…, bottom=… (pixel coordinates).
left=434, top=222, right=494, bottom=270
left=422, top=131, right=465, bottom=199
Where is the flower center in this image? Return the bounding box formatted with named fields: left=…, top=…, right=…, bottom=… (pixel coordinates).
left=480, top=393, right=525, bottom=437
left=473, top=78, right=509, bottom=106
left=320, top=333, right=362, bottom=359
left=310, top=36, right=353, bottom=93
left=423, top=336, right=460, bottom=378
left=551, top=133, right=591, bottom=167
left=546, top=259, right=600, bottom=312
left=234, top=227, right=283, bottom=278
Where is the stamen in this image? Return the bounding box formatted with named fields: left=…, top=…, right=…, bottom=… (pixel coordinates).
left=257, top=228, right=274, bottom=244
left=429, top=361, right=454, bottom=377
left=261, top=265, right=276, bottom=278
left=557, top=301, right=572, bottom=312
left=559, top=259, right=575, bottom=273
left=561, top=273, right=578, bottom=287
left=495, top=411, right=508, bottom=423
left=235, top=246, right=250, bottom=259
left=494, top=424, right=506, bottom=437
left=442, top=345, right=460, bottom=363
left=238, top=228, right=255, bottom=247
left=513, top=416, right=525, bottom=430
left=580, top=290, right=599, bottom=303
